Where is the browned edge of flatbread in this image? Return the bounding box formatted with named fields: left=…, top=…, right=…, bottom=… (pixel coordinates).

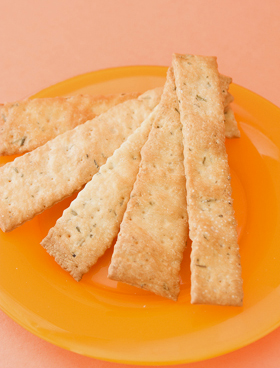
left=173, top=53, right=243, bottom=306
left=0, top=88, right=162, bottom=232
left=108, top=68, right=188, bottom=301
left=0, top=92, right=140, bottom=156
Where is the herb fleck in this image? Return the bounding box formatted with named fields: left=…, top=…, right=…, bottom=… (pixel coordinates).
left=196, top=95, right=207, bottom=102
left=20, top=136, right=27, bottom=146
left=94, top=160, right=99, bottom=169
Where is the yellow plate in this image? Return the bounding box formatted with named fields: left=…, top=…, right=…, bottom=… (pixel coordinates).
left=1, top=66, right=280, bottom=365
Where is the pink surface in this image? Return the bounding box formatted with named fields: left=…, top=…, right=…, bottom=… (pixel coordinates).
left=0, top=0, right=280, bottom=367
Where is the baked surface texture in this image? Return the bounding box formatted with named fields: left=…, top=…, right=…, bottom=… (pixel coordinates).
left=173, top=53, right=243, bottom=306
left=0, top=83, right=238, bottom=158
left=0, top=88, right=162, bottom=232
left=41, top=105, right=159, bottom=281
left=0, top=93, right=140, bottom=156
left=108, top=68, right=188, bottom=301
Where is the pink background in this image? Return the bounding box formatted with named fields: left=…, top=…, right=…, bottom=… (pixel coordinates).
left=1, top=0, right=280, bottom=367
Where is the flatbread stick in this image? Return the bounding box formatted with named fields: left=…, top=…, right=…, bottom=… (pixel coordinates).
left=41, top=105, right=159, bottom=281
left=108, top=68, right=188, bottom=301
left=0, top=88, right=162, bottom=232
left=0, top=92, right=140, bottom=156
left=173, top=53, right=243, bottom=306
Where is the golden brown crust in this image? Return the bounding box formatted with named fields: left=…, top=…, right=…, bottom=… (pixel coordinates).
left=0, top=88, right=162, bottom=232
left=0, top=93, right=140, bottom=156
left=172, top=54, right=243, bottom=306
left=108, top=69, right=188, bottom=301
left=41, top=106, right=159, bottom=281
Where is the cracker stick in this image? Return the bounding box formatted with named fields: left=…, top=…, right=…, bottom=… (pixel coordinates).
left=0, top=92, right=140, bottom=156
left=0, top=88, right=162, bottom=232
left=108, top=68, right=188, bottom=301
left=173, top=53, right=243, bottom=306
left=41, top=105, right=159, bottom=281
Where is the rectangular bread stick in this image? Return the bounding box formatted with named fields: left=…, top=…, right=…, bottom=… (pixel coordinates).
left=108, top=68, right=188, bottom=301
left=0, top=92, right=140, bottom=156
left=41, top=105, right=159, bottom=281
left=0, top=88, right=162, bottom=232
left=172, top=53, right=243, bottom=306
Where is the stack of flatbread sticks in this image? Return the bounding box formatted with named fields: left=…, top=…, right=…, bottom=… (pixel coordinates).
left=0, top=53, right=243, bottom=306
